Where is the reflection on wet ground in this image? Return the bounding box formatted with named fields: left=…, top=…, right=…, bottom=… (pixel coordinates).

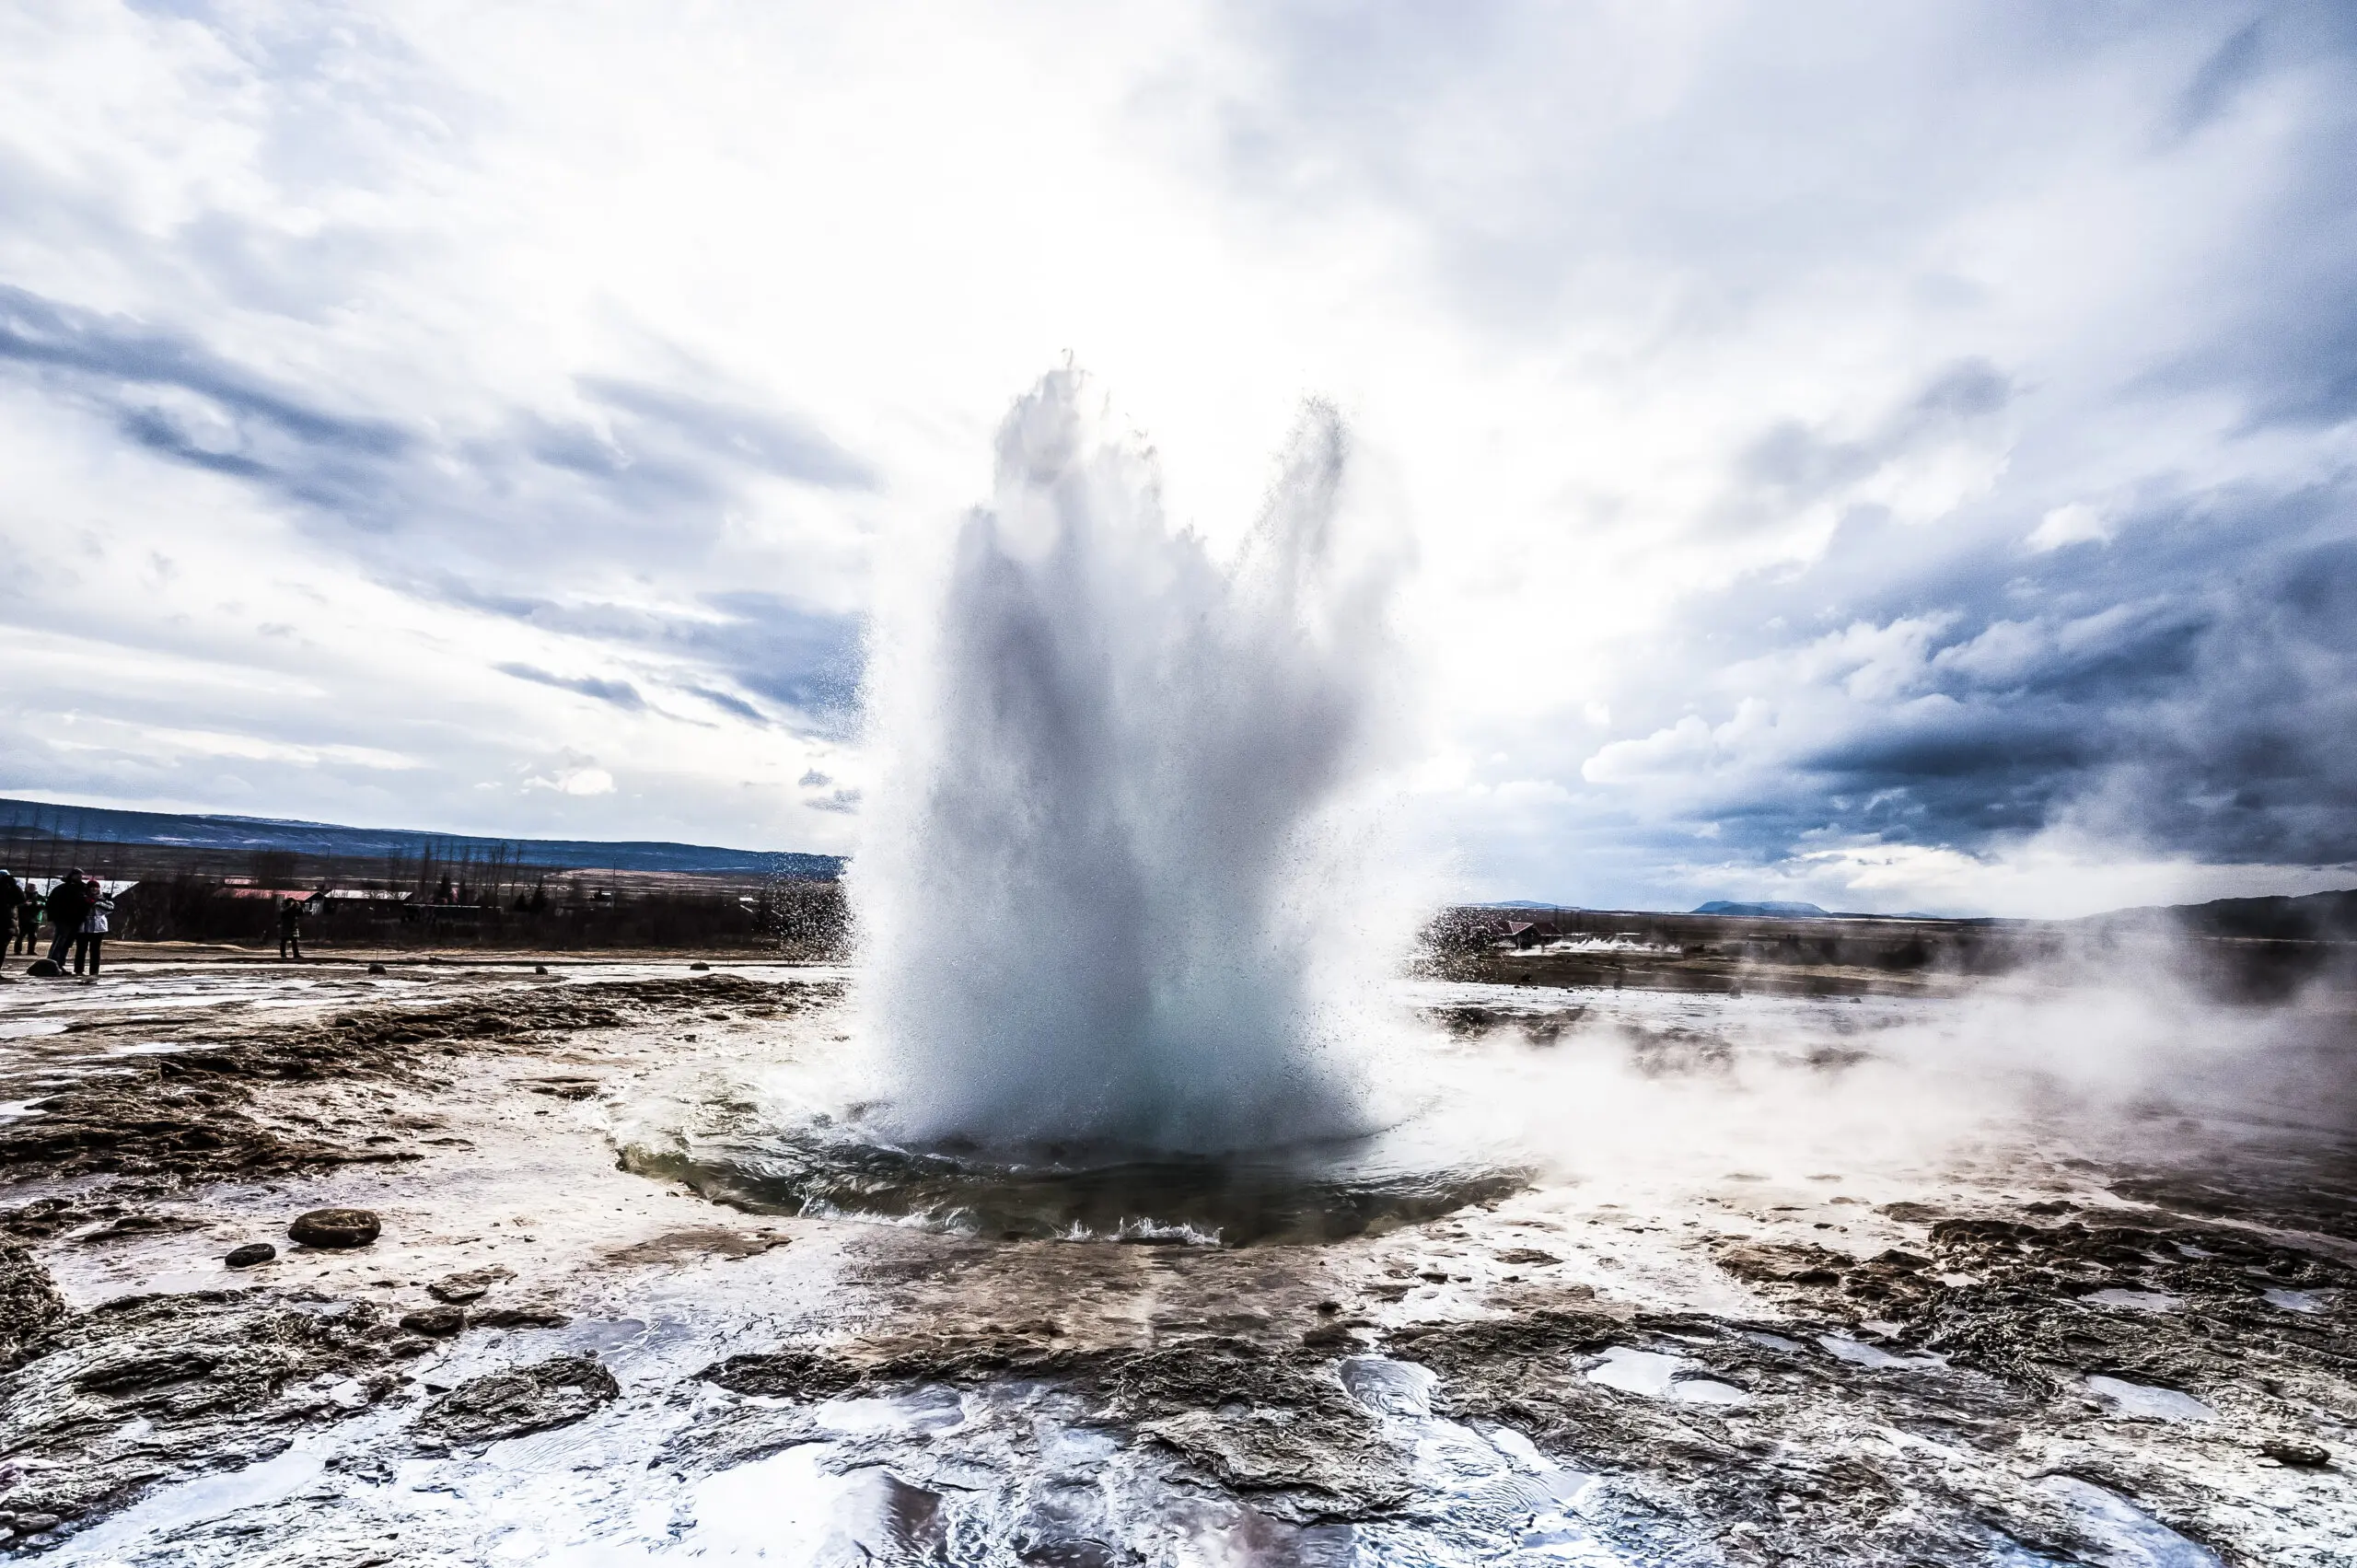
left=0, top=958, right=2350, bottom=1564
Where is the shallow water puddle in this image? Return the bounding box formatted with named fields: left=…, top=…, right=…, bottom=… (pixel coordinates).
left=53, top=1444, right=331, bottom=1562
left=1584, top=1346, right=1747, bottom=1405
left=2084, top=1376, right=2217, bottom=1422
left=2040, top=1477, right=2226, bottom=1568
left=2260, top=1286, right=2328, bottom=1313
left=1816, top=1333, right=1946, bottom=1370
left=2083, top=1288, right=2181, bottom=1313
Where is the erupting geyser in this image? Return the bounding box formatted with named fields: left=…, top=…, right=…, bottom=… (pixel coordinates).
left=852, top=369, right=1407, bottom=1154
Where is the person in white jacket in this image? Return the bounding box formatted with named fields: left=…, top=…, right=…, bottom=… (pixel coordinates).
left=76, top=877, right=113, bottom=977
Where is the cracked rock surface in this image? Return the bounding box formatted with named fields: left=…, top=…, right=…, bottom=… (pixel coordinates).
left=0, top=960, right=2345, bottom=1564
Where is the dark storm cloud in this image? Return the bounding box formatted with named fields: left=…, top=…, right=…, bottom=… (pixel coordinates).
left=432, top=579, right=863, bottom=732
left=0, top=275, right=871, bottom=732
left=0, top=283, right=870, bottom=553
left=578, top=377, right=877, bottom=491
left=683, top=685, right=769, bottom=724
left=1728, top=359, right=2013, bottom=527
left=0, top=284, right=409, bottom=461
left=2168, top=18, right=2265, bottom=138
left=1527, top=3, right=2357, bottom=891
left=2138, top=7, right=2357, bottom=430
left=1608, top=473, right=2357, bottom=873
left=493, top=663, right=648, bottom=711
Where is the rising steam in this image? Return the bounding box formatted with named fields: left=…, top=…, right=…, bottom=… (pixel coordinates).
left=851, top=369, right=1406, bottom=1153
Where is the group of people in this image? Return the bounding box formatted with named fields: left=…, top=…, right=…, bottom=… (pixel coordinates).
left=0, top=867, right=114, bottom=976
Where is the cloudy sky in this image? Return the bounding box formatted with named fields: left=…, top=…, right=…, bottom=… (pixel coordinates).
left=4, top=1, right=2354, bottom=916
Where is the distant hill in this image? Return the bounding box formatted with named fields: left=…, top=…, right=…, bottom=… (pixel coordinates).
left=2084, top=889, right=2357, bottom=942
left=1691, top=900, right=1832, bottom=919
left=0, top=797, right=842, bottom=879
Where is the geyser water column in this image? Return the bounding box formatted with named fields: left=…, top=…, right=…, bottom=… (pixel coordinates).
left=853, top=369, right=1405, bottom=1156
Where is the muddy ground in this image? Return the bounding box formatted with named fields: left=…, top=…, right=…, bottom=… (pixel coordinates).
left=0, top=955, right=2348, bottom=1564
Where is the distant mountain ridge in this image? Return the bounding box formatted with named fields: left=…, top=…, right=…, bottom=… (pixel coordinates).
left=1480, top=889, right=2357, bottom=932
left=0, top=797, right=842, bottom=879
left=1691, top=900, right=1833, bottom=919
left=2083, top=889, right=2357, bottom=942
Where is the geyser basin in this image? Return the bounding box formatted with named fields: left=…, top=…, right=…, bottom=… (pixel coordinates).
left=616, top=1111, right=1528, bottom=1246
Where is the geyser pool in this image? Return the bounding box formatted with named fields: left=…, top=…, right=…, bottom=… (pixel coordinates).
left=618, top=1116, right=1527, bottom=1246
left=629, top=370, right=1448, bottom=1240
left=849, top=368, right=1410, bottom=1157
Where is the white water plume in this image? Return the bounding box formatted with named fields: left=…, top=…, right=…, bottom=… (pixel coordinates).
left=851, top=368, right=1410, bottom=1154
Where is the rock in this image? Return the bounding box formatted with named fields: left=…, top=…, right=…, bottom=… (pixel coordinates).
left=469, top=1302, right=570, bottom=1329
left=2261, top=1438, right=2333, bottom=1468
left=389, top=1336, right=432, bottom=1358
left=288, top=1208, right=381, bottom=1249
left=1, top=1240, right=66, bottom=1369
left=399, top=1306, right=465, bottom=1338
left=224, top=1243, right=277, bottom=1269
left=425, top=1266, right=511, bottom=1305
left=0, top=1288, right=401, bottom=1524
left=414, top=1353, right=619, bottom=1445
left=367, top=962, right=387, bottom=975
left=13, top=1513, right=61, bottom=1533
left=1714, top=1242, right=1847, bottom=1286
left=533, top=965, right=548, bottom=975
left=24, top=959, right=60, bottom=978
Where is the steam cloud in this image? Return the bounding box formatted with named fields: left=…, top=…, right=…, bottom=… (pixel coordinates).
left=852, top=369, right=1406, bottom=1153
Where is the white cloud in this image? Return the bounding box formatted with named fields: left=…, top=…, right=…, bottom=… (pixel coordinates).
left=526, top=763, right=615, bottom=797
left=2026, top=502, right=2115, bottom=552
left=0, top=3, right=2351, bottom=912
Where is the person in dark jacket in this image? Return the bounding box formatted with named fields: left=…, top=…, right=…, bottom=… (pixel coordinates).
left=278, top=895, right=306, bottom=961
left=12, top=879, right=39, bottom=955
left=75, top=877, right=112, bottom=977
left=0, top=871, right=21, bottom=961
left=43, top=869, right=90, bottom=970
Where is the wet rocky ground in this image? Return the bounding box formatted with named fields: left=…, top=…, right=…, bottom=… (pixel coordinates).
left=0, top=956, right=2348, bottom=1564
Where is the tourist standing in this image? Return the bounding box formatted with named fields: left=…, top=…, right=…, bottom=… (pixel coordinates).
left=0, top=871, right=21, bottom=962
left=12, top=881, right=39, bottom=955
left=278, top=894, right=306, bottom=961
left=75, top=877, right=112, bottom=977
left=42, top=869, right=90, bottom=970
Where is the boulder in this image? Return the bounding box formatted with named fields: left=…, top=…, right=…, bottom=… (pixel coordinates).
left=2262, top=1438, right=2333, bottom=1468
left=24, top=959, right=60, bottom=978
left=224, top=1243, right=277, bottom=1269
left=399, top=1305, right=465, bottom=1338
left=414, top=1353, right=619, bottom=1445
left=426, top=1266, right=511, bottom=1305
left=287, top=1208, right=380, bottom=1249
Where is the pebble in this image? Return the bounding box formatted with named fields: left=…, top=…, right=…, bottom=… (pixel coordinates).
left=288, top=1208, right=382, bottom=1249
left=224, top=1242, right=277, bottom=1268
